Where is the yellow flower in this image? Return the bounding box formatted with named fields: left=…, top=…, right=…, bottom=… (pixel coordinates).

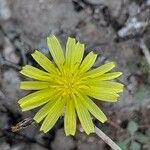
left=18, top=35, right=123, bottom=135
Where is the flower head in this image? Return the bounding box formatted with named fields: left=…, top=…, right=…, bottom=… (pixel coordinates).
left=18, top=35, right=123, bottom=135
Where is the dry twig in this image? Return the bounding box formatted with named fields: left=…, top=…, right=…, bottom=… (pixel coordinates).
left=11, top=118, right=34, bottom=132
left=0, top=55, right=21, bottom=70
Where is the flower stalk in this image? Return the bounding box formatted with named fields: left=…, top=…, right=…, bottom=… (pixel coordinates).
left=95, top=126, right=122, bottom=150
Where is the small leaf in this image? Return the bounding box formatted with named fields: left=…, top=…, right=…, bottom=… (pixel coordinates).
left=130, top=141, right=140, bottom=150
left=118, top=139, right=130, bottom=150
left=135, top=132, right=149, bottom=144
left=127, top=121, right=138, bottom=135
left=134, top=89, right=148, bottom=104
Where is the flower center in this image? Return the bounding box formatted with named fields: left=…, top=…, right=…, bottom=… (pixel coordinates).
left=51, top=66, right=88, bottom=97
left=63, top=73, right=77, bottom=94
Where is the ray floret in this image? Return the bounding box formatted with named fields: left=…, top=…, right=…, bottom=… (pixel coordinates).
left=18, top=35, right=123, bottom=135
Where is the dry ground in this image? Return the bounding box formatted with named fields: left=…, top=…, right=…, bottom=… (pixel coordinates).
left=0, top=0, right=150, bottom=150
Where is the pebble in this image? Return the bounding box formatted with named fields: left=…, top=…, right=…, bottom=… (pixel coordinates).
left=30, top=144, right=48, bottom=150
left=0, top=142, right=10, bottom=150
left=0, top=0, right=11, bottom=20
left=86, top=0, right=122, bottom=17
left=51, top=129, right=75, bottom=150
left=3, top=38, right=20, bottom=64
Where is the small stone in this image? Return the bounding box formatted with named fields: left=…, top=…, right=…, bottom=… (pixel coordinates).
left=86, top=0, right=122, bottom=17
left=77, top=135, right=103, bottom=150
left=30, top=144, right=48, bottom=150
left=85, top=0, right=103, bottom=5
left=87, top=136, right=96, bottom=143
left=3, top=38, right=20, bottom=64
left=51, top=129, right=75, bottom=150
left=129, top=2, right=140, bottom=17
left=0, top=0, right=11, bottom=20
left=147, top=0, right=150, bottom=5
left=2, top=69, right=21, bottom=104
left=3, top=69, right=20, bottom=84
left=0, top=113, right=9, bottom=129
left=35, top=133, right=46, bottom=146
left=0, top=142, right=10, bottom=150
left=127, top=75, right=138, bottom=93
left=11, top=144, right=26, bottom=150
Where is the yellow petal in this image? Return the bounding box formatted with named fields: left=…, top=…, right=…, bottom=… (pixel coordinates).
left=83, top=87, right=119, bottom=102
left=65, top=37, right=76, bottom=67
left=20, top=81, right=50, bottom=90
left=88, top=81, right=124, bottom=93
left=77, top=93, right=107, bottom=123
left=64, top=98, right=76, bottom=136
left=96, top=72, right=122, bottom=80
left=74, top=95, right=94, bottom=135
left=20, top=99, right=49, bottom=112
left=86, top=62, right=115, bottom=78
left=34, top=100, right=56, bottom=123
left=18, top=89, right=56, bottom=111
left=20, top=65, right=52, bottom=81
left=40, top=98, right=66, bottom=133
left=18, top=88, right=50, bottom=104
left=31, top=50, right=59, bottom=74
left=79, top=51, right=97, bottom=73
left=34, top=92, right=62, bottom=123
left=47, top=35, right=65, bottom=69
left=75, top=42, right=84, bottom=64
left=71, top=42, right=84, bottom=72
